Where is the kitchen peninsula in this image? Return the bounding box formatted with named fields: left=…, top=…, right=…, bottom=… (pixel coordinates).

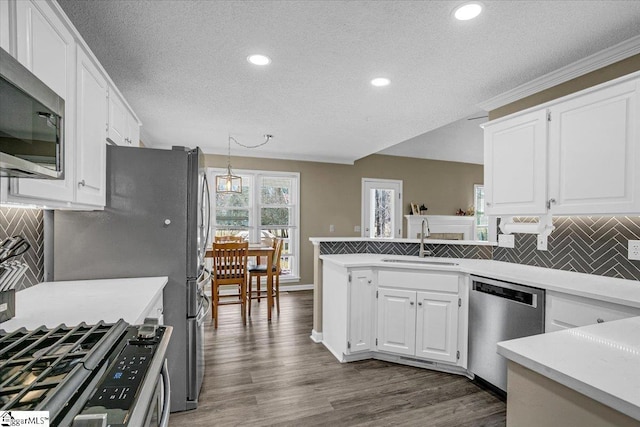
left=311, top=236, right=640, bottom=425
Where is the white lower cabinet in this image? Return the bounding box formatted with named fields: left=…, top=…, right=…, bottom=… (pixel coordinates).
left=321, top=264, right=375, bottom=361
left=545, top=291, right=640, bottom=333
left=321, top=262, right=467, bottom=371
left=377, top=285, right=460, bottom=364
left=348, top=269, right=375, bottom=354
left=377, top=288, right=415, bottom=356
left=415, top=291, right=459, bottom=363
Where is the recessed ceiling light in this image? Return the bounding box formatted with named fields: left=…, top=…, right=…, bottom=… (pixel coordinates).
left=453, top=1, right=483, bottom=21
left=371, top=77, right=391, bottom=87
left=247, top=54, right=271, bottom=66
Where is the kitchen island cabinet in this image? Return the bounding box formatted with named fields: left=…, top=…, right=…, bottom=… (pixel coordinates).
left=377, top=270, right=462, bottom=364
left=321, top=258, right=468, bottom=375
left=0, top=276, right=167, bottom=331
left=322, top=264, right=375, bottom=361
left=498, top=317, right=640, bottom=426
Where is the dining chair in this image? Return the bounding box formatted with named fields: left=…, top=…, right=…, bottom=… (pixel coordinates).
left=247, top=238, right=283, bottom=316
left=211, top=241, right=249, bottom=328
left=215, top=235, right=245, bottom=242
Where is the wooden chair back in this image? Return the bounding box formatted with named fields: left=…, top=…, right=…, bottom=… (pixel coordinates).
left=271, top=238, right=283, bottom=274
left=212, top=241, right=249, bottom=282
left=211, top=241, right=249, bottom=328
left=215, top=235, right=245, bottom=243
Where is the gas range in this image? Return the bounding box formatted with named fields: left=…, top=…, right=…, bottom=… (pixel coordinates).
left=0, top=319, right=172, bottom=426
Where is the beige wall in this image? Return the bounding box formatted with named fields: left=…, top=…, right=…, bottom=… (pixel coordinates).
left=205, top=153, right=483, bottom=285
left=490, top=54, right=640, bottom=120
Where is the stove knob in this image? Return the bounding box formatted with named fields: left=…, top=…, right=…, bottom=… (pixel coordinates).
left=72, top=413, right=107, bottom=427
left=137, top=324, right=157, bottom=339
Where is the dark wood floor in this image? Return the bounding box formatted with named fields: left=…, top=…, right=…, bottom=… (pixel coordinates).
left=169, top=291, right=506, bottom=426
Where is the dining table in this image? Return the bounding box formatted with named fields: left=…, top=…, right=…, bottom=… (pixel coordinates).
left=205, top=243, right=275, bottom=320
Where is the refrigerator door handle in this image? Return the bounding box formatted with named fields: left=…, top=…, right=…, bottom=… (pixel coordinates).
left=201, top=173, right=211, bottom=266
left=187, top=278, right=198, bottom=318
left=196, top=293, right=211, bottom=324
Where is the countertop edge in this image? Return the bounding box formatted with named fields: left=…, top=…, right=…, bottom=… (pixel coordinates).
left=318, top=254, right=640, bottom=309
left=497, top=330, right=640, bottom=422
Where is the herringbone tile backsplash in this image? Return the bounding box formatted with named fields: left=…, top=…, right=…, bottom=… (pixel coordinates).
left=0, top=207, right=44, bottom=290
left=320, top=240, right=492, bottom=259
left=321, top=217, right=640, bottom=282
left=494, top=216, right=640, bottom=281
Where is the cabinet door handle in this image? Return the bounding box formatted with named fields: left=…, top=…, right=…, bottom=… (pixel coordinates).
left=410, top=301, right=414, bottom=306
left=367, top=280, right=372, bottom=284
left=486, top=202, right=492, bottom=207
left=418, top=301, right=422, bottom=306
left=547, top=198, right=556, bottom=209
left=78, top=180, right=85, bottom=187
left=596, top=318, right=604, bottom=324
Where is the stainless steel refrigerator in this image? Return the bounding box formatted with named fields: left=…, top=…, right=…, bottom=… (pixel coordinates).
left=49, top=145, right=211, bottom=412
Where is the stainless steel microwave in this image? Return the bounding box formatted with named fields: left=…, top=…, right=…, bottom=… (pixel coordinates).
left=0, top=47, right=64, bottom=179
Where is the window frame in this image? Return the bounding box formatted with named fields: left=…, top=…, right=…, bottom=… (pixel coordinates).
left=208, top=168, right=300, bottom=282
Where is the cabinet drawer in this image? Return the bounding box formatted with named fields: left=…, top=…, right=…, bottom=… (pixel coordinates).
left=546, top=292, right=640, bottom=333
left=378, top=270, right=458, bottom=292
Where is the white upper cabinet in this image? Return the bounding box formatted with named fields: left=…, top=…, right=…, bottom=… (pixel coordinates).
left=548, top=79, right=640, bottom=214
left=128, top=112, right=141, bottom=147
left=75, top=46, right=107, bottom=206
left=483, top=110, right=548, bottom=216
left=108, top=89, right=140, bottom=147
left=10, top=0, right=76, bottom=203
left=0, top=0, right=141, bottom=208
left=483, top=72, right=640, bottom=217
left=107, top=90, right=127, bottom=145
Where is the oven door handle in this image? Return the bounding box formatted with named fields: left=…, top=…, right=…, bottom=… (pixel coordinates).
left=159, top=359, right=171, bottom=427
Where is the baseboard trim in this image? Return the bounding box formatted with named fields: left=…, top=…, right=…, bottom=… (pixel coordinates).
left=310, top=329, right=323, bottom=343
left=282, top=284, right=314, bottom=291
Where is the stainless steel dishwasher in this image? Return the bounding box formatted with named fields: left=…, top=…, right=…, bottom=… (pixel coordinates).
left=468, top=275, right=545, bottom=393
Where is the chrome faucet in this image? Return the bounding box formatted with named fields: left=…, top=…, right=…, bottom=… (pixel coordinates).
left=419, top=218, right=432, bottom=258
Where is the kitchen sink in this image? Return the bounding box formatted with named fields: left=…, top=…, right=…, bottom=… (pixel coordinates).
left=381, top=258, right=459, bottom=266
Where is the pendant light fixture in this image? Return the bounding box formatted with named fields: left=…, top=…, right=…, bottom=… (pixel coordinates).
left=215, top=136, right=242, bottom=194
left=215, top=134, right=273, bottom=194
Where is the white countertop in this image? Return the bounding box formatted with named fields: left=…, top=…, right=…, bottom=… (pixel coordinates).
left=320, top=254, right=640, bottom=309
left=309, top=237, right=496, bottom=246
left=0, top=276, right=167, bottom=332
left=497, top=317, right=640, bottom=421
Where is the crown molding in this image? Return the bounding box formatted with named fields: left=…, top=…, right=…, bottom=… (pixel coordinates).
left=478, top=35, right=640, bottom=112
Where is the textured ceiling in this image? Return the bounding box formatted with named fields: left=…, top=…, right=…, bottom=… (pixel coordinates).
left=57, top=0, right=640, bottom=164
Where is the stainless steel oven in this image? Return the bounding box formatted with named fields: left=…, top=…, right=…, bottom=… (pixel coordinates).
left=0, top=319, right=172, bottom=426
left=0, top=47, right=64, bottom=179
